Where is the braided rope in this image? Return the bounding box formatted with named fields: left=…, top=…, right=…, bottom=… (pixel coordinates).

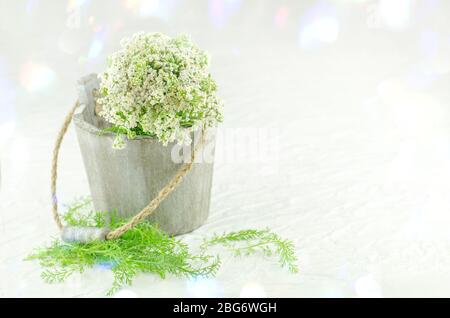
left=51, top=100, right=205, bottom=240
left=51, top=100, right=80, bottom=231
left=106, top=135, right=203, bottom=240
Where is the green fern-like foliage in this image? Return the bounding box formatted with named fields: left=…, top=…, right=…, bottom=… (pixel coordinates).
left=26, top=198, right=297, bottom=295
left=201, top=229, right=298, bottom=273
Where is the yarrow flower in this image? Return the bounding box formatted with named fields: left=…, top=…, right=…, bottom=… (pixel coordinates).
left=97, top=32, right=223, bottom=148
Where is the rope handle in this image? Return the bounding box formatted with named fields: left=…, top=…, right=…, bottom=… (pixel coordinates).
left=51, top=100, right=205, bottom=240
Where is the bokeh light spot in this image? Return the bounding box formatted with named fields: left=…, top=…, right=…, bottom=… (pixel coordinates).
left=239, top=282, right=267, bottom=298
left=208, top=0, right=242, bottom=28
left=185, top=277, right=224, bottom=297
left=298, top=2, right=339, bottom=50
left=379, top=0, right=412, bottom=30
left=67, top=0, right=90, bottom=11
left=88, top=39, right=104, bottom=60
left=274, top=6, right=289, bottom=28
left=354, top=274, right=382, bottom=297
left=19, top=61, right=55, bottom=92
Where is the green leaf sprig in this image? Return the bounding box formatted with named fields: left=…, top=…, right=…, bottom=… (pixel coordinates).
left=26, top=198, right=297, bottom=295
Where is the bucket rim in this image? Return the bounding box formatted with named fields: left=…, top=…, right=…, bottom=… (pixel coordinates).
left=73, top=105, right=209, bottom=145
left=72, top=106, right=164, bottom=142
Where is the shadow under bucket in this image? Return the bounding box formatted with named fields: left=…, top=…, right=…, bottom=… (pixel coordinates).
left=73, top=74, right=216, bottom=235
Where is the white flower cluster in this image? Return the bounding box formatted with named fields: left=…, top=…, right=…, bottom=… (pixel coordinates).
left=97, top=32, right=223, bottom=148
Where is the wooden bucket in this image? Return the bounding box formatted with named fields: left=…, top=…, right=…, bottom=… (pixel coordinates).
left=73, top=74, right=216, bottom=235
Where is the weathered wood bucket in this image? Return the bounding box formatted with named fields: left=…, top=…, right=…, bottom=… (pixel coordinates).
left=73, top=74, right=216, bottom=235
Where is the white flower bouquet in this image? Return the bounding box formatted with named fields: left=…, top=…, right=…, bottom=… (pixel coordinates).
left=97, top=32, right=223, bottom=149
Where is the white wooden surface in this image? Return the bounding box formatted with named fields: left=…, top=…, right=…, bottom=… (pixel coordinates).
left=2, top=0, right=450, bottom=297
